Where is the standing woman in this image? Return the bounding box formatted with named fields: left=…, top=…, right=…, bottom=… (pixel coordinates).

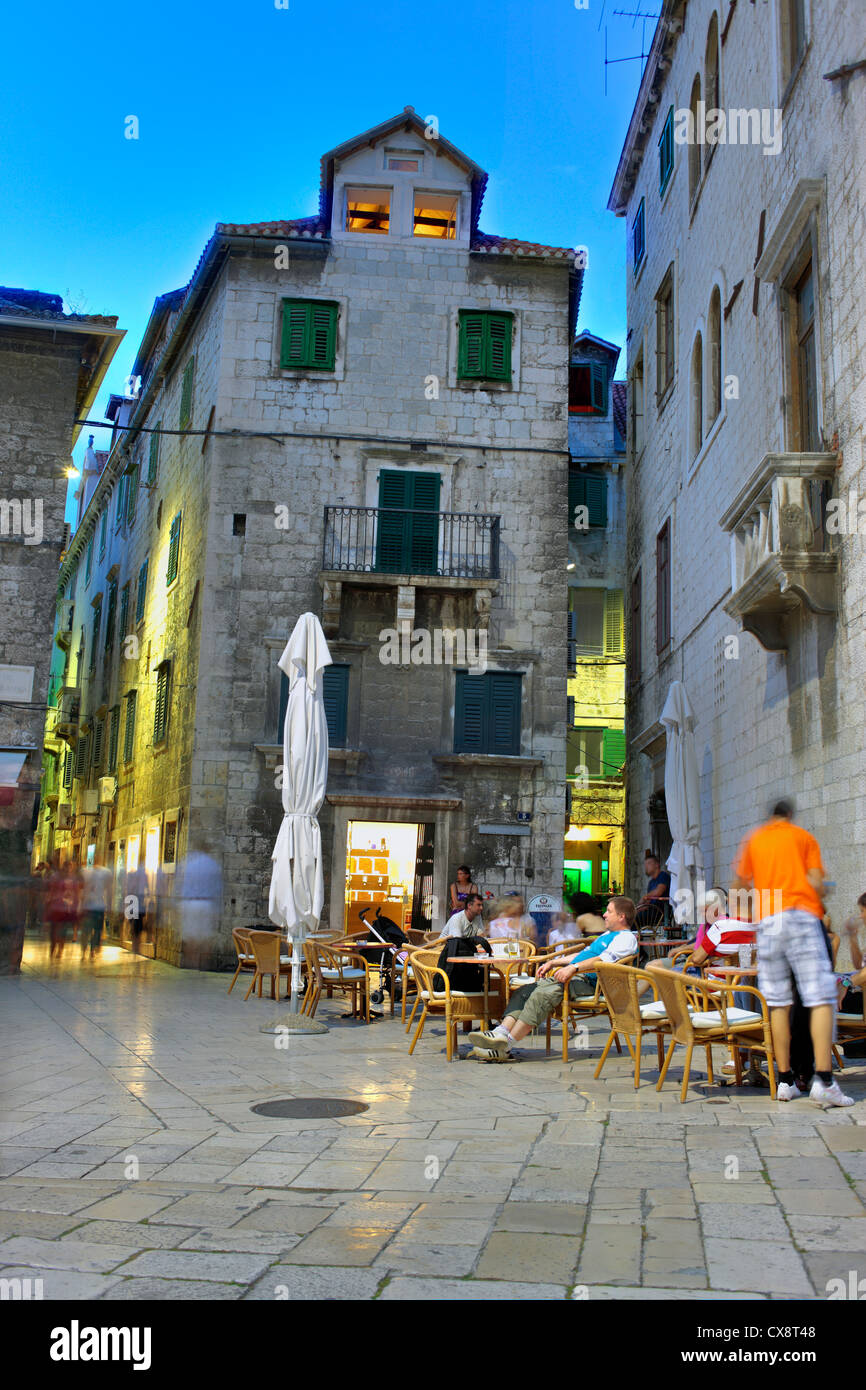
left=449, top=864, right=480, bottom=914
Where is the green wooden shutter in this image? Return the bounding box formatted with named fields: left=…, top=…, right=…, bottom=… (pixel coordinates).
left=569, top=472, right=584, bottom=529
left=153, top=664, right=170, bottom=743
left=458, top=312, right=485, bottom=378
left=454, top=673, right=487, bottom=753
left=375, top=470, right=410, bottom=573
left=136, top=559, right=148, bottom=622
left=118, top=583, right=130, bottom=643
left=486, top=314, right=512, bottom=381
left=104, top=580, right=117, bottom=652
left=281, top=301, right=309, bottom=367
left=63, top=749, right=73, bottom=788
left=407, top=472, right=440, bottom=574
left=89, top=603, right=101, bottom=671
left=309, top=303, right=338, bottom=369
left=280, top=300, right=337, bottom=370
left=75, top=732, right=90, bottom=778
left=590, top=362, right=608, bottom=415
left=115, top=473, right=127, bottom=528
left=602, top=727, right=626, bottom=777
left=123, top=690, right=137, bottom=763
left=148, top=423, right=161, bottom=484
left=99, top=511, right=107, bottom=557
left=603, top=589, right=624, bottom=655
left=167, top=512, right=182, bottom=586
left=489, top=672, right=521, bottom=754
left=126, top=465, right=139, bottom=525
left=584, top=474, right=607, bottom=527
left=92, top=718, right=105, bottom=770
left=322, top=664, right=349, bottom=747
left=179, top=357, right=195, bottom=430
left=108, top=705, right=120, bottom=773
left=85, top=537, right=93, bottom=583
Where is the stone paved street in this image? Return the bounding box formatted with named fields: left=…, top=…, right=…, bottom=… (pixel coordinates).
left=2, top=942, right=865, bottom=1301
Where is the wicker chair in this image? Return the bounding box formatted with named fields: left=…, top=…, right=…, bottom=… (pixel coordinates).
left=302, top=940, right=369, bottom=1021
left=407, top=948, right=501, bottom=1061
left=544, top=953, right=637, bottom=1062
left=594, top=963, right=671, bottom=1087
left=228, top=927, right=256, bottom=995
left=244, top=930, right=292, bottom=1001
left=652, top=968, right=776, bottom=1101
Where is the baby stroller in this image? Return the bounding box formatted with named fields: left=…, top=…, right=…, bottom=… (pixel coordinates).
left=356, top=906, right=408, bottom=1007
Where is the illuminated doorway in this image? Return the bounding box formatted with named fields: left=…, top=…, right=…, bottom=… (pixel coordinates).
left=345, top=820, right=435, bottom=934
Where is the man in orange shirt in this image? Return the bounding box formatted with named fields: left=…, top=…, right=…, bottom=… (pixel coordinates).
left=732, top=799, right=852, bottom=1106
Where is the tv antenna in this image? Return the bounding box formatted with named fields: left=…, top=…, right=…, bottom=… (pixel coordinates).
left=603, top=5, right=661, bottom=95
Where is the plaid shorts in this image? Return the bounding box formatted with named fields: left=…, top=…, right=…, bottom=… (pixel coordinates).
left=756, top=909, right=836, bottom=1008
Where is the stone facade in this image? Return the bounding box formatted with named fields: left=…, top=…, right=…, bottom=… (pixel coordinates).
left=609, top=0, right=866, bottom=924
left=0, top=291, right=121, bottom=918
left=44, top=110, right=577, bottom=961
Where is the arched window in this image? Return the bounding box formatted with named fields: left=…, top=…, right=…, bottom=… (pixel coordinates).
left=707, top=287, right=722, bottom=425
left=689, top=76, right=702, bottom=202
left=690, top=333, right=703, bottom=460
left=705, top=13, right=720, bottom=118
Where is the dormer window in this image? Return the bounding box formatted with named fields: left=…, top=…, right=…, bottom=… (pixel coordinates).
left=346, top=187, right=390, bottom=234
left=569, top=362, right=608, bottom=415
left=414, top=193, right=458, bottom=239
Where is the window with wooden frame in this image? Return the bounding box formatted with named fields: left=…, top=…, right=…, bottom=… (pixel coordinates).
left=147, top=422, right=161, bottom=485
left=630, top=570, right=642, bottom=677
left=153, top=661, right=171, bottom=744
left=115, top=473, right=127, bottom=531
left=704, top=14, right=720, bottom=168
left=123, top=689, right=137, bottom=764
left=166, top=512, right=182, bottom=587
left=345, top=187, right=391, bottom=234
left=569, top=362, right=608, bottom=414
left=656, top=520, right=671, bottom=653
left=570, top=589, right=623, bottom=657
left=656, top=266, right=675, bottom=399
left=280, top=300, right=339, bottom=371
left=633, top=197, right=646, bottom=273
left=85, top=536, right=93, bottom=584
left=454, top=671, right=522, bottom=756
left=781, top=0, right=806, bottom=88
left=104, top=579, right=117, bottom=654
left=783, top=252, right=820, bottom=452
left=632, top=351, right=645, bottom=455
left=98, top=511, right=107, bottom=560
left=118, top=582, right=130, bottom=646
left=89, top=602, right=101, bottom=673
left=413, top=192, right=458, bottom=238
left=569, top=470, right=607, bottom=529
left=107, top=705, right=120, bottom=773
left=135, top=558, right=149, bottom=623
left=689, top=332, right=703, bottom=460
left=707, top=287, right=722, bottom=426
left=179, top=357, right=195, bottom=431
left=659, top=109, right=674, bottom=195
left=126, top=464, right=139, bottom=526
left=457, top=311, right=513, bottom=383
left=688, top=75, right=702, bottom=202
left=91, top=717, right=105, bottom=770
left=75, top=731, right=90, bottom=779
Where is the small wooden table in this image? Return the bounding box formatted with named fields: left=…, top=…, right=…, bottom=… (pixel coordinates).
left=446, top=955, right=505, bottom=1025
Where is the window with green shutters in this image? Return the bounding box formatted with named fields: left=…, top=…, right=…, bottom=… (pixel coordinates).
left=89, top=602, right=101, bottom=672
left=126, top=465, right=139, bottom=526
left=166, top=513, right=182, bottom=586
left=603, top=589, right=624, bottom=656
left=179, top=357, right=195, bottom=430
left=569, top=362, right=608, bottom=414
left=118, top=583, right=130, bottom=645
left=569, top=471, right=608, bottom=529
left=374, top=470, right=440, bottom=574
left=659, top=107, right=674, bottom=194
left=153, top=662, right=170, bottom=743
left=457, top=310, right=513, bottom=382
left=123, top=690, right=137, bottom=763
left=602, top=727, right=626, bottom=778
left=85, top=537, right=93, bottom=584
left=62, top=749, right=73, bottom=789
left=92, top=718, right=105, bottom=770
left=135, top=558, right=148, bottom=623
left=98, top=511, right=107, bottom=559
left=570, top=588, right=624, bottom=657
left=454, top=671, right=522, bottom=755
left=104, top=580, right=117, bottom=653
left=147, top=423, right=161, bottom=485
left=280, top=300, right=339, bottom=371
left=107, top=705, right=120, bottom=773
left=633, top=198, right=645, bottom=275
left=75, top=731, right=90, bottom=779
left=279, top=665, right=350, bottom=747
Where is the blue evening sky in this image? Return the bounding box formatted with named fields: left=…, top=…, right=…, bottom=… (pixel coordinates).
left=2, top=0, right=651, bottom=490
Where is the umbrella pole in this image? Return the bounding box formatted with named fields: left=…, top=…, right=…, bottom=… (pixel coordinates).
left=259, top=926, right=328, bottom=1036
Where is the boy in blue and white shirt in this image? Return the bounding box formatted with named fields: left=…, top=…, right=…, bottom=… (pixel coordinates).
left=469, top=897, right=638, bottom=1057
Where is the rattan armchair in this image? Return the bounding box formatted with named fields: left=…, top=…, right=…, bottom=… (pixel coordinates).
left=407, top=948, right=501, bottom=1061
left=228, top=927, right=256, bottom=995
left=594, top=963, right=671, bottom=1087
left=244, top=930, right=292, bottom=1001
left=651, top=968, right=776, bottom=1101
left=544, top=953, right=637, bottom=1062
left=302, top=940, right=370, bottom=1021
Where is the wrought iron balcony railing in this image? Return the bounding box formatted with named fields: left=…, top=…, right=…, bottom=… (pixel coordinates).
left=322, top=506, right=501, bottom=580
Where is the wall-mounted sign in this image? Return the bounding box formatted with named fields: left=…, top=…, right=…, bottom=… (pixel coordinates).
left=516, top=812, right=532, bottom=823
left=478, top=823, right=531, bottom=837
left=528, top=893, right=560, bottom=913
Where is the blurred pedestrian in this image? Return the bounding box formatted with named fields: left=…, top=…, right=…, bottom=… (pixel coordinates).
left=175, top=839, right=222, bottom=970
left=126, top=862, right=149, bottom=955
left=80, top=856, right=112, bottom=958
left=45, top=855, right=80, bottom=961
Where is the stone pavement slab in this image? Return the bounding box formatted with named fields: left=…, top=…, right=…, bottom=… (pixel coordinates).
left=379, top=1276, right=566, bottom=1299
left=704, top=1237, right=813, bottom=1295
left=476, top=1230, right=579, bottom=1283
left=115, top=1249, right=273, bottom=1282
left=0, top=1265, right=125, bottom=1300
left=0, top=1235, right=139, bottom=1272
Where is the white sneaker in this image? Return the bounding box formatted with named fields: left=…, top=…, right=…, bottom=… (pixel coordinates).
left=467, top=1028, right=509, bottom=1055
left=777, top=1081, right=805, bottom=1102
left=810, top=1078, right=854, bottom=1107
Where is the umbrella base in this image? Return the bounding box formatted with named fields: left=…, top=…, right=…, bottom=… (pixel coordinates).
left=259, top=1012, right=329, bottom=1036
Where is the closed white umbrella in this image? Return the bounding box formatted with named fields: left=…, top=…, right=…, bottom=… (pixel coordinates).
left=660, top=680, right=703, bottom=925
left=266, top=612, right=331, bottom=1028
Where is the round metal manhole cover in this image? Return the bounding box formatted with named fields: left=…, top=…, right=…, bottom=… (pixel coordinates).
left=250, top=1098, right=369, bottom=1119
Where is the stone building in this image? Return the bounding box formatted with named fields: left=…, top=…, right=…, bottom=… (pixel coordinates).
left=42, top=109, right=579, bottom=961
left=609, top=0, right=866, bottom=912
left=0, top=289, right=122, bottom=913
left=566, top=333, right=627, bottom=898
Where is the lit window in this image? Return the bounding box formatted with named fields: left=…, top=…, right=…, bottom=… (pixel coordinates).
left=388, top=157, right=419, bottom=171
left=345, top=187, right=390, bottom=234
left=413, top=193, right=458, bottom=239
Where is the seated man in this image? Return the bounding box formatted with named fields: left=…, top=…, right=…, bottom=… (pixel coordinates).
left=634, top=854, right=671, bottom=930
left=637, top=887, right=755, bottom=994
left=443, top=892, right=487, bottom=940
left=468, top=896, right=637, bottom=1057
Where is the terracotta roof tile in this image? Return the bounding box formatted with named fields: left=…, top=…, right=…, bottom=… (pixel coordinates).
left=611, top=381, right=627, bottom=440
left=471, top=232, right=574, bottom=260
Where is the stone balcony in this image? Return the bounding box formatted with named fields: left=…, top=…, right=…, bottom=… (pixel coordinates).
left=318, top=505, right=500, bottom=636
left=720, top=452, right=838, bottom=651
